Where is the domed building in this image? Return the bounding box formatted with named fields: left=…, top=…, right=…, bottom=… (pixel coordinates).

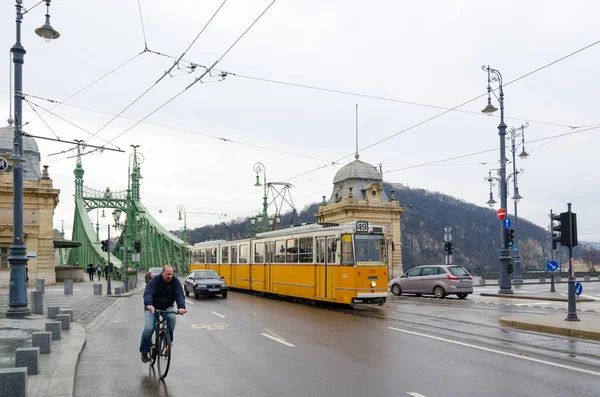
left=0, top=125, right=60, bottom=286
left=317, top=155, right=405, bottom=278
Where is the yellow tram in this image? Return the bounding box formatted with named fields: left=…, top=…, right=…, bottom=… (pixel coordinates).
left=188, top=221, right=389, bottom=306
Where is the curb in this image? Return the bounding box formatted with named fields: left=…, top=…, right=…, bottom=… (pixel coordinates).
left=499, top=316, right=600, bottom=341
left=47, top=322, right=86, bottom=397
left=480, top=293, right=594, bottom=302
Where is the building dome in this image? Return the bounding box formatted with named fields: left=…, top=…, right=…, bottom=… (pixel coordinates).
left=328, top=157, right=387, bottom=204
left=0, top=125, right=42, bottom=180
left=333, top=159, right=382, bottom=184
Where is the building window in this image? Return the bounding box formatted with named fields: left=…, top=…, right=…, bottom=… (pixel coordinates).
left=0, top=247, right=8, bottom=269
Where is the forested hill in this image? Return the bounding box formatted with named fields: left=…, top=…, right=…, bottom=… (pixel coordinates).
left=174, top=183, right=594, bottom=274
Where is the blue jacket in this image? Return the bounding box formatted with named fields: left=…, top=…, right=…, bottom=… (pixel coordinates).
left=143, top=275, right=186, bottom=311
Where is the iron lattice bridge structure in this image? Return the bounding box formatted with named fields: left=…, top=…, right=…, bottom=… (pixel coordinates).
left=66, top=146, right=189, bottom=276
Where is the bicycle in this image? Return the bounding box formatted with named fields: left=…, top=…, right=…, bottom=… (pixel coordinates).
left=149, top=309, right=183, bottom=379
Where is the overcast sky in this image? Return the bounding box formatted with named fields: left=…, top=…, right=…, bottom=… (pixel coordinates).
left=1, top=0, right=599, bottom=243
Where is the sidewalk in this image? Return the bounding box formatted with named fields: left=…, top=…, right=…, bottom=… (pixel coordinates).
left=0, top=276, right=144, bottom=397
left=499, top=314, right=600, bottom=340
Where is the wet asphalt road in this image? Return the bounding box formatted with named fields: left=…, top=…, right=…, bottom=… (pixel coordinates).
left=75, top=290, right=600, bottom=397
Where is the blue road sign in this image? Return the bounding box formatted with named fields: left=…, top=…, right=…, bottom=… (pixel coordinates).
left=502, top=217, right=512, bottom=229
left=546, top=260, right=559, bottom=272
left=513, top=246, right=519, bottom=253
left=575, top=282, right=583, bottom=296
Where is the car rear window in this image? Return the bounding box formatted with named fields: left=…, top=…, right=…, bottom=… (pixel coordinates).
left=448, top=266, right=469, bottom=276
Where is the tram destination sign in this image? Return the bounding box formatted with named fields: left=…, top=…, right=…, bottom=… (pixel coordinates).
left=356, top=221, right=369, bottom=233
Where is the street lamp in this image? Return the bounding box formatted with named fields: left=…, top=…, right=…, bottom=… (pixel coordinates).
left=7, top=0, right=60, bottom=317
left=177, top=205, right=187, bottom=244
left=481, top=65, right=513, bottom=295
left=507, top=124, right=529, bottom=283
left=253, top=162, right=268, bottom=233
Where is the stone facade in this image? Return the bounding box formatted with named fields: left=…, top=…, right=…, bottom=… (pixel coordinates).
left=316, top=158, right=405, bottom=278
left=0, top=126, right=60, bottom=287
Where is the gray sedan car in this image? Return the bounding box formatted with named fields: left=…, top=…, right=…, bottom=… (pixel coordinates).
left=389, top=265, right=473, bottom=299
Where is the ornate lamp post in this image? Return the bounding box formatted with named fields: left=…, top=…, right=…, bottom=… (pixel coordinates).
left=7, top=0, right=60, bottom=317
left=253, top=162, right=268, bottom=233
left=481, top=65, right=513, bottom=295
left=177, top=205, right=187, bottom=243
left=507, top=124, right=529, bottom=283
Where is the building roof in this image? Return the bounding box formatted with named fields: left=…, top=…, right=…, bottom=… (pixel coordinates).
left=0, top=125, right=42, bottom=180
left=328, top=157, right=388, bottom=204
left=333, top=159, right=382, bottom=184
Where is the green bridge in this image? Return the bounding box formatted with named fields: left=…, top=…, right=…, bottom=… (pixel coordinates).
left=66, top=146, right=189, bottom=277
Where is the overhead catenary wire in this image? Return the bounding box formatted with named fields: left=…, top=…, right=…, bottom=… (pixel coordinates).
left=31, top=94, right=334, bottom=164
left=104, top=0, right=279, bottom=146
left=136, top=0, right=148, bottom=49
left=83, top=0, right=231, bottom=146
left=24, top=98, right=120, bottom=154
left=24, top=99, right=60, bottom=140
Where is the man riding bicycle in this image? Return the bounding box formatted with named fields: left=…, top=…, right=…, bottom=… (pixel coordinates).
left=139, top=265, right=186, bottom=363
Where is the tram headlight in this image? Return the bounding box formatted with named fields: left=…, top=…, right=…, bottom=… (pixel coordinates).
left=370, top=281, right=377, bottom=288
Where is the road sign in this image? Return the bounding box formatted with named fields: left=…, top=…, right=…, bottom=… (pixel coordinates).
left=496, top=208, right=507, bottom=220
left=0, top=158, right=8, bottom=172
left=575, top=282, right=583, bottom=296
left=502, top=217, right=512, bottom=229
left=545, top=260, right=559, bottom=272
left=513, top=246, right=519, bottom=253
left=444, top=227, right=452, bottom=233
left=444, top=255, right=453, bottom=265
left=443, top=233, right=452, bottom=242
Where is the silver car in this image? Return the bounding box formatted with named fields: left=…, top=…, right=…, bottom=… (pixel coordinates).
left=389, top=265, right=473, bottom=299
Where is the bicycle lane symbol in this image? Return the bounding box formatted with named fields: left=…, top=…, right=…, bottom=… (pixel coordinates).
left=191, top=323, right=229, bottom=330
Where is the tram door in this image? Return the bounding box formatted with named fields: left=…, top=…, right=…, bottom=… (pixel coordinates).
left=264, top=242, right=273, bottom=292
left=316, top=237, right=335, bottom=299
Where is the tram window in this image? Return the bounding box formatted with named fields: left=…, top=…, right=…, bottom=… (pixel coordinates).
left=222, top=247, right=229, bottom=264
left=316, top=238, right=325, bottom=264
left=239, top=244, right=248, bottom=263
left=210, top=248, right=218, bottom=264
left=231, top=246, right=238, bottom=264
left=286, top=238, right=298, bottom=263
left=327, top=237, right=337, bottom=264
left=341, top=234, right=354, bottom=266
left=274, top=240, right=286, bottom=263
left=199, top=250, right=206, bottom=264
left=299, top=237, right=313, bottom=263
left=255, top=243, right=265, bottom=263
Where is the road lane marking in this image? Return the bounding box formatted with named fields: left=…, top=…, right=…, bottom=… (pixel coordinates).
left=261, top=333, right=295, bottom=347
left=513, top=302, right=553, bottom=306
left=211, top=311, right=226, bottom=318
left=580, top=294, right=600, bottom=300
left=192, top=323, right=229, bottom=330
left=407, top=393, right=427, bottom=397
left=185, top=300, right=194, bottom=305
left=388, top=326, right=600, bottom=377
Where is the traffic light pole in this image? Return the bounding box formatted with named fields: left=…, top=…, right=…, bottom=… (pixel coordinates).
left=549, top=209, right=556, bottom=293
left=566, top=203, right=578, bottom=321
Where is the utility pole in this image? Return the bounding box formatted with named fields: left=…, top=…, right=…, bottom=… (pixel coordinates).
left=107, top=225, right=112, bottom=295
left=549, top=210, right=556, bottom=292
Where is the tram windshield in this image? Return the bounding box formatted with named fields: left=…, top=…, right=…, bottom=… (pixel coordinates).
left=354, top=235, right=385, bottom=266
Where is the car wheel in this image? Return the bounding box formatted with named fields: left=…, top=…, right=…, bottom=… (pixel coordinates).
left=457, top=293, right=468, bottom=299
left=222, top=292, right=228, bottom=298
left=194, top=290, right=199, bottom=299
left=391, top=284, right=402, bottom=296
left=433, top=286, right=446, bottom=299
left=184, top=286, right=189, bottom=297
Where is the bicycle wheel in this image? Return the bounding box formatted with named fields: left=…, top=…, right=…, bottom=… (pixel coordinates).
left=156, top=331, right=171, bottom=379
left=150, top=327, right=159, bottom=366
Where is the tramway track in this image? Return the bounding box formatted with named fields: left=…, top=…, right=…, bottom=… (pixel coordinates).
left=333, top=303, right=600, bottom=368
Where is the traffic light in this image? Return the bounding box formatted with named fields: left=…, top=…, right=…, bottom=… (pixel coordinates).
left=101, top=240, right=107, bottom=252
left=552, top=211, right=578, bottom=248
left=508, top=262, right=514, bottom=274
left=134, top=241, right=141, bottom=253
left=444, top=242, right=454, bottom=255
left=507, top=229, right=515, bottom=247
